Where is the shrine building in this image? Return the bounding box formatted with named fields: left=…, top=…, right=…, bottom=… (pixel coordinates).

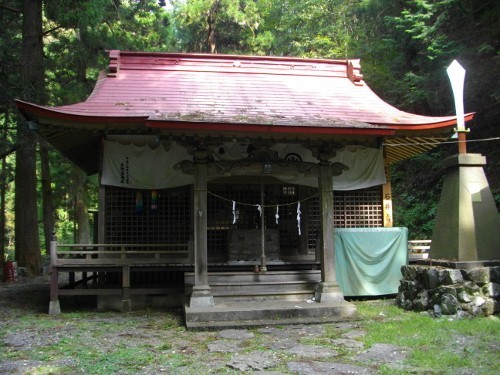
left=16, top=51, right=474, bottom=328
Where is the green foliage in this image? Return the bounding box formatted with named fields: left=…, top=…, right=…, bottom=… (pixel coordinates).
left=173, top=0, right=262, bottom=53
left=391, top=150, right=448, bottom=239
left=255, top=0, right=359, bottom=58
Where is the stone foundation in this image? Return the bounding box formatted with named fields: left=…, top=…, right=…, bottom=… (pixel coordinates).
left=396, top=265, right=500, bottom=318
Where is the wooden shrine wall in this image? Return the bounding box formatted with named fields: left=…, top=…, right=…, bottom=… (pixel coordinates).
left=103, top=184, right=383, bottom=257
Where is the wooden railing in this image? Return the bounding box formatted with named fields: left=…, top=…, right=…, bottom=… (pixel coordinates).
left=408, top=240, right=431, bottom=261
left=51, top=242, right=191, bottom=267
left=48, top=240, right=193, bottom=315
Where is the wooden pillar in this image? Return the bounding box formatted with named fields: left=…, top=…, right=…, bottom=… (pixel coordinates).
left=260, top=182, right=267, bottom=272
left=298, top=186, right=310, bottom=255
left=382, top=165, right=393, bottom=227
left=121, top=265, right=131, bottom=312
left=189, top=155, right=214, bottom=308
left=48, top=235, right=61, bottom=315
left=97, top=138, right=106, bottom=245
left=97, top=138, right=106, bottom=288
left=314, top=159, right=345, bottom=303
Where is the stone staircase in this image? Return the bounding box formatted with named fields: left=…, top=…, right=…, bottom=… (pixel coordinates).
left=183, top=270, right=357, bottom=329
left=184, top=270, right=321, bottom=303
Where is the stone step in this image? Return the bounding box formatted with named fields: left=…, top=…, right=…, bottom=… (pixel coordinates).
left=184, top=300, right=357, bottom=330
left=186, top=281, right=318, bottom=293
left=185, top=270, right=321, bottom=284
left=212, top=292, right=315, bottom=304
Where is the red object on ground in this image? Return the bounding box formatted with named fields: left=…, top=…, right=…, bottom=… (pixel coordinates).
left=3, top=260, right=17, bottom=282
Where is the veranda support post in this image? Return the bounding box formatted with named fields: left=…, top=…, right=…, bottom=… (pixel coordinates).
left=188, top=153, right=214, bottom=308
left=315, top=158, right=345, bottom=303
left=48, top=234, right=61, bottom=315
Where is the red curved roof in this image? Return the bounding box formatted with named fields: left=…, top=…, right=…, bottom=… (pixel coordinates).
left=17, top=50, right=473, bottom=135
left=16, top=51, right=475, bottom=173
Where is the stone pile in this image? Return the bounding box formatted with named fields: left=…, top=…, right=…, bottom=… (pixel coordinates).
left=396, top=265, right=499, bottom=317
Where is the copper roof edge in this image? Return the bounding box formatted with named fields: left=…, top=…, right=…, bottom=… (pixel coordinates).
left=105, top=49, right=354, bottom=65
left=388, top=112, right=475, bottom=130
left=15, top=99, right=148, bottom=123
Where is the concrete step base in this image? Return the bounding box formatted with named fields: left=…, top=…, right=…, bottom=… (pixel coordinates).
left=184, top=300, right=357, bottom=330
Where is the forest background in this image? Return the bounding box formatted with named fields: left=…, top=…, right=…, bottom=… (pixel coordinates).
left=0, top=0, right=498, bottom=275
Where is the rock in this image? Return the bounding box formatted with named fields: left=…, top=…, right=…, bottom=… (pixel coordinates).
left=482, top=298, right=496, bottom=316
left=287, top=361, right=376, bottom=374
left=286, top=344, right=338, bottom=358
left=354, top=343, right=408, bottom=364
left=468, top=304, right=484, bottom=317
left=490, top=267, right=500, bottom=283
left=402, top=265, right=419, bottom=281
left=341, top=330, right=366, bottom=340
left=227, top=351, right=278, bottom=371
left=425, top=268, right=442, bottom=289
left=462, top=281, right=481, bottom=295
left=437, top=285, right=458, bottom=297
left=257, top=327, right=291, bottom=339
left=433, top=304, right=442, bottom=318
left=396, top=265, right=498, bottom=319
left=463, top=268, right=490, bottom=285
left=395, top=290, right=406, bottom=308
left=333, top=322, right=360, bottom=330
left=440, top=293, right=459, bottom=315
left=269, top=338, right=298, bottom=350
left=399, top=280, right=419, bottom=300
left=482, top=282, right=500, bottom=298
left=288, top=324, right=326, bottom=337
left=219, top=329, right=254, bottom=340
left=457, top=291, right=472, bottom=303
left=472, top=296, right=485, bottom=307
left=208, top=340, right=241, bottom=353
left=403, top=298, right=414, bottom=311
left=330, top=338, right=364, bottom=350
left=414, top=290, right=429, bottom=311
left=443, top=269, right=463, bottom=285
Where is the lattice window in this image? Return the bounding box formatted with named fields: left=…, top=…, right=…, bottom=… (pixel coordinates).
left=305, top=186, right=383, bottom=250
left=103, top=184, right=382, bottom=257
left=104, top=186, right=191, bottom=247
left=333, top=187, right=383, bottom=228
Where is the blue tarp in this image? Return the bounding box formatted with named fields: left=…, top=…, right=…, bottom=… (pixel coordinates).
left=334, top=227, right=408, bottom=296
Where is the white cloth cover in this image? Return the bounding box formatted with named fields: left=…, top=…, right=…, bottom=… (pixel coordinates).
left=101, top=140, right=193, bottom=189
left=271, top=144, right=386, bottom=190
left=101, top=140, right=386, bottom=191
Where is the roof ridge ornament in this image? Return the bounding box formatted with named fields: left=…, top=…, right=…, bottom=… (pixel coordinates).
left=108, top=50, right=120, bottom=77
left=347, top=59, right=363, bottom=85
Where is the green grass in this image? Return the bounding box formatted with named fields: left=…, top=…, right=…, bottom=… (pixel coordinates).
left=353, top=299, right=500, bottom=374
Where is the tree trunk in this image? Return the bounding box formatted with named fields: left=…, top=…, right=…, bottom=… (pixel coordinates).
left=40, top=142, right=55, bottom=253
left=74, top=168, right=91, bottom=244
left=207, top=0, right=220, bottom=53
left=15, top=0, right=44, bottom=276
left=0, top=111, right=7, bottom=274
